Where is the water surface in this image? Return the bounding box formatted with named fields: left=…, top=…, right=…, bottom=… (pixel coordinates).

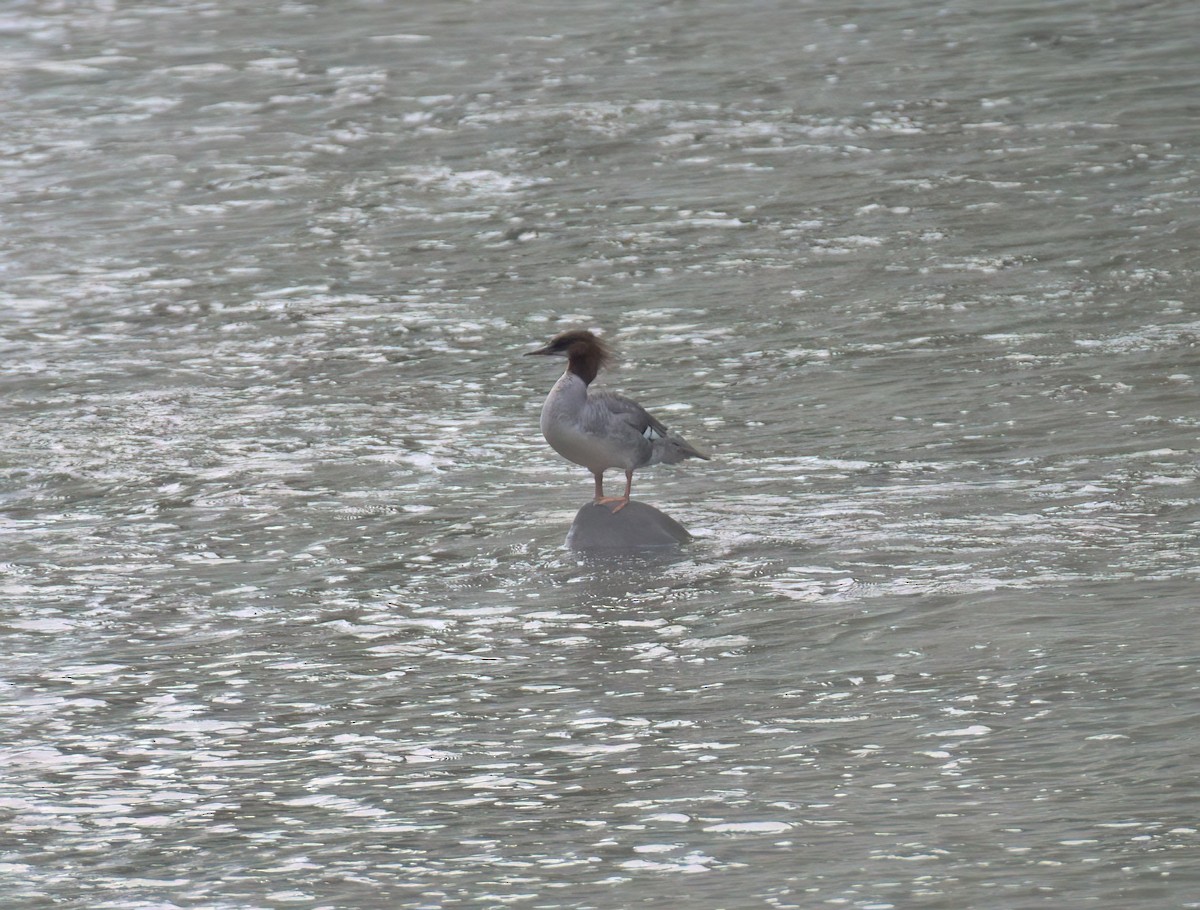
left=2, top=1, right=1199, bottom=908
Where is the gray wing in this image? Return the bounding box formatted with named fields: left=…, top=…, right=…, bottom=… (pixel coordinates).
left=586, top=391, right=710, bottom=467
left=587, top=390, right=670, bottom=440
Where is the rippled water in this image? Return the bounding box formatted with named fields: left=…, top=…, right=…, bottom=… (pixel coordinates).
left=3, top=1, right=1199, bottom=908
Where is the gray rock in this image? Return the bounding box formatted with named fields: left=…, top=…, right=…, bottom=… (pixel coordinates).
left=565, top=500, right=692, bottom=551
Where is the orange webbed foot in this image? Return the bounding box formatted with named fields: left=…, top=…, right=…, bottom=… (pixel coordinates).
left=594, top=496, right=630, bottom=513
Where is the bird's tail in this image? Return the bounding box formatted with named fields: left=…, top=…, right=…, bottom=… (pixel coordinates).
left=656, top=434, right=710, bottom=465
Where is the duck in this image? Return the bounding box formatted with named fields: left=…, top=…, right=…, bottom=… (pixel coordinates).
left=526, top=329, right=709, bottom=512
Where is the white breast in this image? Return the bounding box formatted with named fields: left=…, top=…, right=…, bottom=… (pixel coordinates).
left=540, top=372, right=641, bottom=472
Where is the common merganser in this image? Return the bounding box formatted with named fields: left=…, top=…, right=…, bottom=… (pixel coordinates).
left=526, top=329, right=709, bottom=512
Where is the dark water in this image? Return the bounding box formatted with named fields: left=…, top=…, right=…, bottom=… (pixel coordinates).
left=2, top=1, right=1199, bottom=908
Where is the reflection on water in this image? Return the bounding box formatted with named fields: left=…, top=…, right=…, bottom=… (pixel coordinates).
left=2, top=0, right=1199, bottom=907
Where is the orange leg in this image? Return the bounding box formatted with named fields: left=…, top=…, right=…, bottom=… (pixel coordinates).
left=595, top=469, right=633, bottom=512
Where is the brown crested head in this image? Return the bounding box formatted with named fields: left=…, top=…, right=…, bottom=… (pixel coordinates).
left=525, top=329, right=611, bottom=385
